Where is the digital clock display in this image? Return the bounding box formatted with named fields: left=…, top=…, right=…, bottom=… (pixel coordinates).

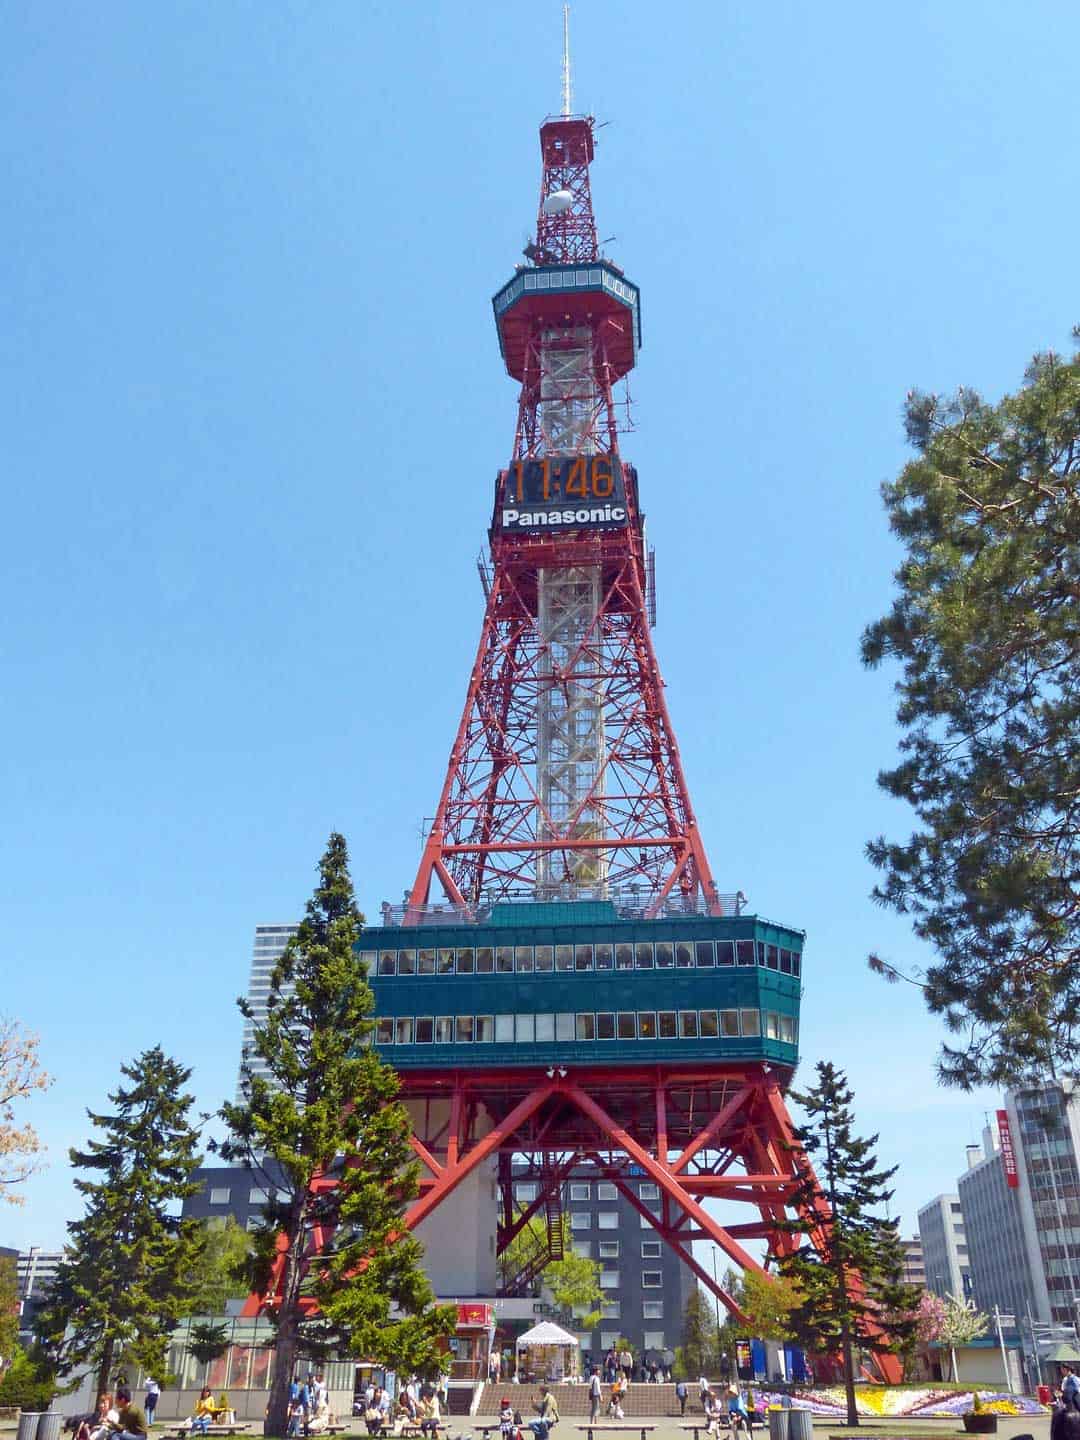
left=495, top=454, right=628, bottom=534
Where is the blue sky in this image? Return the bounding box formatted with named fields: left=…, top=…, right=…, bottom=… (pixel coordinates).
left=2, top=0, right=1078, bottom=1253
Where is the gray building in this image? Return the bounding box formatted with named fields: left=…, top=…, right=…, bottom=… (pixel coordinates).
left=957, top=1123, right=1038, bottom=1324
left=1007, top=1080, right=1080, bottom=1326
left=15, top=1247, right=63, bottom=1336
left=237, top=924, right=298, bottom=1098
left=901, top=1235, right=926, bottom=1288
left=918, top=1194, right=971, bottom=1298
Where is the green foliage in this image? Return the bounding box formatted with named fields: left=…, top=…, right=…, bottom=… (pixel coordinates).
left=189, top=1322, right=231, bottom=1368
left=0, top=1345, right=57, bottom=1409
left=0, top=1017, right=53, bottom=1206
left=220, top=833, right=455, bottom=1437
left=777, top=1062, right=922, bottom=1427
left=738, top=1269, right=800, bottom=1342
left=679, top=1287, right=717, bottom=1376
left=862, top=345, right=1080, bottom=1088
left=498, top=1212, right=602, bottom=1325
left=34, top=1048, right=204, bottom=1395
left=189, top=1218, right=253, bottom=1315
left=0, top=1252, right=19, bottom=1370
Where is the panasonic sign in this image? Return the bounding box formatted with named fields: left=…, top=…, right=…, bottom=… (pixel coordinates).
left=501, top=504, right=627, bottom=530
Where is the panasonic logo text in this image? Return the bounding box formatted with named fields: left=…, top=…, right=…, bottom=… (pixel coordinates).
left=501, top=505, right=626, bottom=529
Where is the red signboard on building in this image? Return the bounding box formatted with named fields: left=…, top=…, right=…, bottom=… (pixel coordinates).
left=997, top=1108, right=1019, bottom=1188
left=456, top=1303, right=493, bottom=1328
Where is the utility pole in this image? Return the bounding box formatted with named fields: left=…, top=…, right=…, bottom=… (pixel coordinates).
left=711, top=1248, right=723, bottom=1372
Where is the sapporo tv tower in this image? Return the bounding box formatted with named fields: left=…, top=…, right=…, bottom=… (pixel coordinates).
left=260, top=17, right=864, bottom=1341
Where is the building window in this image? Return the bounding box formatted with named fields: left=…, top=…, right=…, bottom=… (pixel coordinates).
left=736, top=940, right=757, bottom=966
left=741, top=1008, right=761, bottom=1036
left=395, top=1017, right=414, bottom=1045
left=455, top=1016, right=474, bottom=1042
left=599, top=1241, right=620, bottom=1258
left=246, top=1216, right=263, bottom=1232
left=571, top=1212, right=592, bottom=1229
left=535, top=946, right=554, bottom=972
left=416, top=1016, right=434, bottom=1043
left=617, top=1012, right=636, bottom=1040
left=577, top=1013, right=596, bottom=1040
left=643, top=1330, right=665, bottom=1349
left=455, top=947, right=474, bottom=973
left=556, top=1013, right=575, bottom=1041
left=249, top=1188, right=269, bottom=1206
left=600, top=1332, right=620, bottom=1350
left=438, top=948, right=456, bottom=975
left=598, top=1212, right=619, bottom=1230
left=658, top=1011, right=677, bottom=1038
left=596, top=945, right=614, bottom=971
left=209, top=1188, right=231, bottom=1205
left=655, top=943, right=673, bottom=968
left=435, top=1017, right=453, bottom=1044
left=679, top=1011, right=698, bottom=1038
left=496, top=946, right=514, bottom=973
left=476, top=1015, right=494, bottom=1043
left=514, top=946, right=532, bottom=972
left=375, top=1018, right=394, bottom=1044
left=516, top=1183, right=538, bottom=1203
left=418, top=948, right=436, bottom=975
left=597, top=1014, right=615, bottom=1039
left=642, top=1301, right=663, bottom=1319
left=635, top=942, right=653, bottom=969
left=495, top=1015, right=514, bottom=1043
left=599, top=1270, right=620, bottom=1289
left=575, top=945, right=594, bottom=971
left=570, top=1183, right=591, bottom=1201
left=535, top=1014, right=555, bottom=1041
left=641, top=1241, right=661, bottom=1258
left=597, top=1183, right=617, bottom=1200
left=578, top=1332, right=595, bottom=1349
left=638, top=1012, right=657, bottom=1039
left=639, top=1183, right=659, bottom=1200
left=700, top=1010, right=719, bottom=1038
left=516, top=1015, right=535, bottom=1043
left=572, top=1241, right=592, bottom=1259
left=716, top=940, right=735, bottom=966
left=640, top=1210, right=657, bottom=1229
left=602, top=1301, right=621, bottom=1318
left=642, top=1270, right=662, bottom=1288
left=720, top=1010, right=740, bottom=1037
left=675, top=941, right=694, bottom=968
left=695, top=941, right=714, bottom=967
left=398, top=949, right=416, bottom=975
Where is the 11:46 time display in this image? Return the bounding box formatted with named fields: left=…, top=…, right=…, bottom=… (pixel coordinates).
left=504, top=454, right=624, bottom=505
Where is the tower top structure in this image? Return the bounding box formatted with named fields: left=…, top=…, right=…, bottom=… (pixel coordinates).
left=561, top=4, right=573, bottom=118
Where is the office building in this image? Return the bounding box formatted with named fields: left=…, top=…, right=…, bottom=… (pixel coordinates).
left=237, top=924, right=298, bottom=1099
left=15, top=1247, right=63, bottom=1335
left=957, top=1123, right=1038, bottom=1324
left=918, top=1194, right=971, bottom=1298
left=1005, top=1080, right=1080, bottom=1325
left=901, top=1235, right=926, bottom=1288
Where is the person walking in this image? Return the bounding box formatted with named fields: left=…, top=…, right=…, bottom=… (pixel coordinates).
left=1065, top=1369, right=1080, bottom=1408
left=588, top=1370, right=602, bottom=1423
left=676, top=1380, right=688, bottom=1417
left=143, top=1381, right=160, bottom=1429
left=619, top=1349, right=633, bottom=1387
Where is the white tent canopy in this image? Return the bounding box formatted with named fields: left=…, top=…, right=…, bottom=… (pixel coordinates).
left=516, top=1321, right=580, bottom=1347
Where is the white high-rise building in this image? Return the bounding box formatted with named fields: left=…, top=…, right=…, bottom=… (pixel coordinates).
left=918, top=1193, right=971, bottom=1298
left=236, top=924, right=298, bottom=1100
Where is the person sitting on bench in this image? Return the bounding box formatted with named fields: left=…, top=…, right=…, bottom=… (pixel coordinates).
left=529, top=1387, right=559, bottom=1440
left=190, top=1391, right=217, bottom=1436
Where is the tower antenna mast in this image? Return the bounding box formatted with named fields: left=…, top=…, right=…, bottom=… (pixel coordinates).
left=561, top=3, right=572, bottom=116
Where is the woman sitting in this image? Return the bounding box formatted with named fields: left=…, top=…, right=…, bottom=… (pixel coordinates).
left=306, top=1400, right=334, bottom=1437
left=190, top=1389, right=217, bottom=1435
left=77, top=1393, right=116, bottom=1440
left=419, top=1394, right=441, bottom=1438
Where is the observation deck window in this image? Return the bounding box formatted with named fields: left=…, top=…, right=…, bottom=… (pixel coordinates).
left=438, top=949, right=455, bottom=975
left=720, top=1009, right=740, bottom=1037
left=556, top=1013, right=575, bottom=1041
left=416, top=1017, right=434, bottom=1044
left=736, top=941, right=757, bottom=967
left=766, top=945, right=779, bottom=971
left=716, top=940, right=735, bottom=966
left=476, top=947, right=494, bottom=973
left=435, top=1017, right=453, bottom=1044
left=699, top=1010, right=719, bottom=1038
left=780, top=1014, right=796, bottom=1044
left=378, top=952, right=396, bottom=975
left=597, top=1013, right=615, bottom=1039
left=679, top=1011, right=699, bottom=1039
left=516, top=1015, right=535, bottom=1042
left=655, top=942, right=673, bottom=968
left=615, top=944, right=634, bottom=970
left=695, top=941, right=714, bottom=967
left=535, top=1014, right=555, bottom=1041
left=395, top=1018, right=414, bottom=1044
left=617, top=1012, right=636, bottom=1040
left=575, top=944, right=593, bottom=971
left=495, top=1015, right=514, bottom=1043
left=635, top=943, right=654, bottom=969
left=740, top=1009, right=761, bottom=1036
left=764, top=1012, right=780, bottom=1040
left=576, top=1013, right=596, bottom=1040
left=658, top=1011, right=677, bottom=1039
left=675, top=942, right=694, bottom=968
left=496, top=947, right=514, bottom=973
left=455, top=947, right=474, bottom=973
left=780, top=950, right=794, bottom=975
left=555, top=945, right=574, bottom=971
left=476, top=1015, right=494, bottom=1043
left=535, top=946, right=554, bottom=972
left=515, top=945, right=533, bottom=973
left=792, top=954, right=801, bottom=976
left=596, top=944, right=614, bottom=970
left=455, top=1016, right=474, bottom=1043
left=398, top=949, right=416, bottom=975
left=418, top=948, right=436, bottom=975
left=638, top=1012, right=657, bottom=1039
left=376, top=1019, right=394, bottom=1044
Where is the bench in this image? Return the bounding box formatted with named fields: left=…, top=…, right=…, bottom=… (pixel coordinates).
left=171, top=1428, right=251, bottom=1438
left=576, top=1425, right=656, bottom=1440
left=680, top=1423, right=758, bottom=1440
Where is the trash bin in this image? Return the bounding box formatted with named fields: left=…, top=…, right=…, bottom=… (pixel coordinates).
left=16, top=1413, right=42, bottom=1440
left=768, top=1408, right=791, bottom=1440
left=36, top=1413, right=62, bottom=1440
left=788, top=1408, right=814, bottom=1440
left=1038, top=1386, right=1052, bottom=1406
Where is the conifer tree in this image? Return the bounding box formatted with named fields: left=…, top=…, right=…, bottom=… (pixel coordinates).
left=220, top=833, right=454, bottom=1438
left=35, top=1048, right=204, bottom=1394
left=777, top=1063, right=920, bottom=1427
left=678, top=1286, right=716, bottom=1378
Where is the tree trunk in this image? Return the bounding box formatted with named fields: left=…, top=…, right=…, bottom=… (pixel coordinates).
left=96, top=1338, right=115, bottom=1403
left=951, top=1346, right=958, bottom=1383
left=265, top=1217, right=307, bottom=1437
left=840, top=1318, right=858, bottom=1428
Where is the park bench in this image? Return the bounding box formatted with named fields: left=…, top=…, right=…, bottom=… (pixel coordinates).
left=171, top=1427, right=251, bottom=1438
left=576, top=1424, right=656, bottom=1440
left=680, top=1423, right=758, bottom=1440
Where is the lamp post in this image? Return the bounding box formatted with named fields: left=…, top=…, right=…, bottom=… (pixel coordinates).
left=711, top=1248, right=723, bottom=1375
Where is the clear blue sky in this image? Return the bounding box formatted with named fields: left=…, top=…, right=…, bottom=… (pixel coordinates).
left=3, top=0, right=1078, bottom=1253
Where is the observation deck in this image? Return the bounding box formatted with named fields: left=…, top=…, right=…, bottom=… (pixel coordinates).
left=359, top=901, right=802, bottom=1073
left=492, top=261, right=642, bottom=381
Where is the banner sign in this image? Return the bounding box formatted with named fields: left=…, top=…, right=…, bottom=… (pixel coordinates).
left=495, top=454, right=628, bottom=534
left=997, top=1108, right=1019, bottom=1188
left=456, top=1302, right=492, bottom=1327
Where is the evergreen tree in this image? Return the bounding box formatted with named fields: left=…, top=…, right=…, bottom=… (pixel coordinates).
left=0, top=1252, right=18, bottom=1372
left=862, top=344, right=1080, bottom=1087
left=35, top=1048, right=204, bottom=1394
left=220, top=833, right=454, bottom=1438
left=777, top=1063, right=920, bottom=1427
left=679, top=1287, right=716, bottom=1378
left=188, top=1218, right=253, bottom=1315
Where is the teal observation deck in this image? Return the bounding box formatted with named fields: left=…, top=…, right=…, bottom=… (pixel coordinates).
left=359, top=901, right=803, bottom=1071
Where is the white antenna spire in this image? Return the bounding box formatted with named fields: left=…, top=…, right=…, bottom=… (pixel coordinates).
left=561, top=3, right=572, bottom=117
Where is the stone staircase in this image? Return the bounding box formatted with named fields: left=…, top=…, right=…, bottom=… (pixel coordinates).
left=476, top=1383, right=692, bottom=1419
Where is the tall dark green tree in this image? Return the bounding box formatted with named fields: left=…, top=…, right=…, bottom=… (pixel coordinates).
left=678, top=1286, right=717, bottom=1378
left=777, top=1063, right=920, bottom=1427
left=862, top=344, right=1080, bottom=1088
left=220, top=833, right=454, bottom=1438
left=35, top=1048, right=204, bottom=1394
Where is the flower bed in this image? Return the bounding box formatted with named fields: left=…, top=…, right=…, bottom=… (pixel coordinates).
left=744, top=1387, right=1045, bottom=1418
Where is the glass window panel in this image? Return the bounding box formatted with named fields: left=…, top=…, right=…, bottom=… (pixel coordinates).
left=599, top=1241, right=619, bottom=1259
left=716, top=940, right=735, bottom=966
left=640, top=1210, right=656, bottom=1228
left=595, top=943, right=614, bottom=971
left=792, top=953, right=801, bottom=977
left=555, top=945, right=573, bottom=971
left=765, top=1011, right=780, bottom=1040
left=515, top=945, right=533, bottom=973
left=675, top=941, right=694, bottom=968
left=476, top=947, right=494, bottom=973
left=535, top=946, right=554, bottom=972
left=695, top=941, right=714, bottom=967
left=780, top=949, right=793, bottom=974
left=398, top=949, right=416, bottom=976
left=378, top=952, right=396, bottom=976
left=642, top=1270, right=663, bottom=1288
left=516, top=1014, right=535, bottom=1043
left=639, top=1183, right=659, bottom=1199
left=599, top=1271, right=619, bottom=1289
left=597, top=1182, right=617, bottom=1200
left=376, top=1018, right=394, bottom=1044
left=455, top=947, right=474, bottom=974
left=495, top=1014, right=514, bottom=1042
left=720, top=1009, right=740, bottom=1037
left=635, top=942, right=654, bottom=969
left=699, top=1009, right=719, bottom=1038
left=576, top=1013, right=596, bottom=1040
left=437, top=948, right=455, bottom=975
left=476, top=1015, right=494, bottom=1042
left=455, top=1015, right=474, bottom=1042
left=435, top=1016, right=453, bottom=1044
left=415, top=1017, right=434, bottom=1044
left=418, top=948, right=436, bottom=975
left=597, top=1013, right=615, bottom=1040
left=642, top=1300, right=663, bottom=1319
left=496, top=947, right=514, bottom=973
left=575, top=944, right=593, bottom=971
left=638, top=1012, right=657, bottom=1039
left=570, top=1183, right=591, bottom=1201
left=641, top=1242, right=661, bottom=1259
left=658, top=1011, right=677, bottom=1039
left=736, top=940, right=757, bottom=966
left=655, top=942, right=673, bottom=968
left=597, top=1212, right=618, bottom=1230
left=556, top=1012, right=575, bottom=1041
left=535, top=1013, right=554, bottom=1040
left=516, top=1183, right=538, bottom=1202
left=780, top=1014, right=795, bottom=1044
left=571, top=1212, right=591, bottom=1229
left=615, top=943, right=634, bottom=970
left=679, top=1010, right=699, bottom=1038
left=766, top=945, right=780, bottom=971
left=741, top=1008, right=761, bottom=1036
left=617, top=1012, right=636, bottom=1040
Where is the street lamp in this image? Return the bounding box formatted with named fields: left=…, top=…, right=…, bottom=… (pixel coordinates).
left=711, top=1248, right=723, bottom=1374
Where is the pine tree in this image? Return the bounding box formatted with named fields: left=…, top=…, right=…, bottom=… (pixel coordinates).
left=777, top=1063, right=920, bottom=1427
left=679, top=1287, right=716, bottom=1378
left=862, top=344, right=1080, bottom=1087
left=35, top=1048, right=204, bottom=1394
left=220, top=833, right=454, bottom=1438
